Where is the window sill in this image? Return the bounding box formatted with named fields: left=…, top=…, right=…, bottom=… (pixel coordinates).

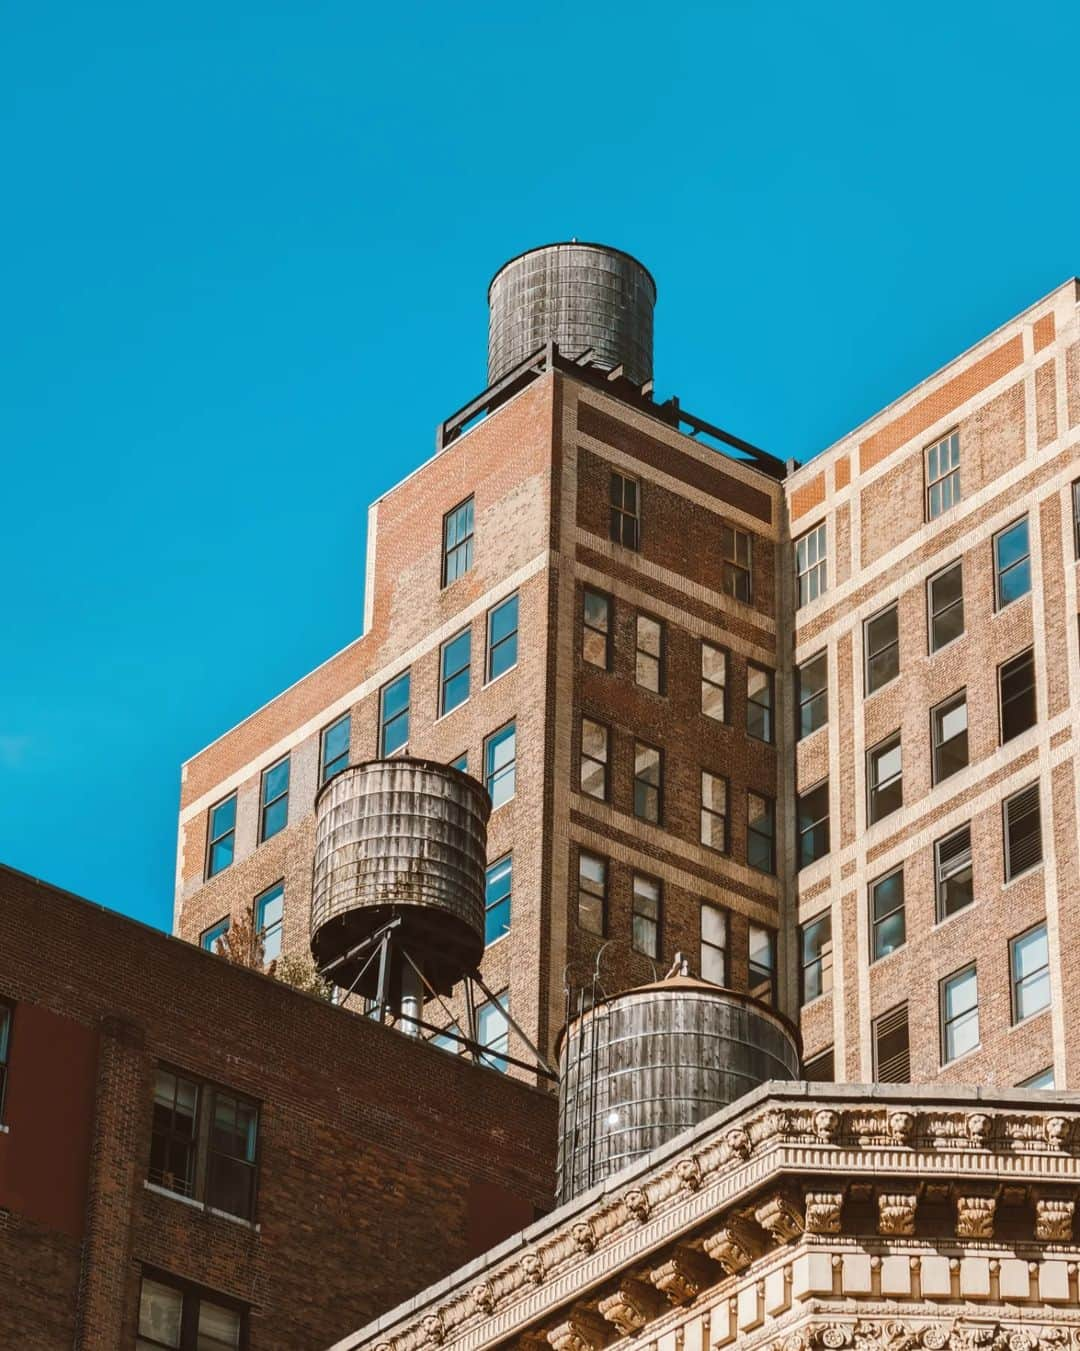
left=1009, top=1006, right=1051, bottom=1033
left=482, top=663, right=518, bottom=692
left=143, top=1181, right=260, bottom=1231
left=1003, top=862, right=1045, bottom=892
left=933, top=902, right=976, bottom=932
left=869, top=942, right=906, bottom=968
left=433, top=698, right=469, bottom=727
left=938, top=1044, right=982, bottom=1074
left=484, top=931, right=510, bottom=953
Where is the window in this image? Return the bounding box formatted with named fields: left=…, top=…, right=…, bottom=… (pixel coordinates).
left=137, top=1274, right=242, bottom=1351
left=320, top=713, right=350, bottom=783
left=449, top=753, right=468, bottom=773
left=700, top=771, right=728, bottom=852
left=633, top=742, right=662, bottom=824
left=0, top=1002, right=11, bottom=1122
left=999, top=649, right=1036, bottom=743
left=804, top=1047, right=834, bottom=1082
left=610, top=472, right=640, bottom=549
left=701, top=642, right=727, bottom=721
left=928, top=561, right=964, bottom=652
left=1004, top=782, right=1042, bottom=880
left=994, top=517, right=1031, bottom=609
left=931, top=692, right=968, bottom=784
left=795, top=522, right=827, bottom=607
left=941, top=965, right=979, bottom=1064
left=864, top=604, right=899, bottom=693
left=800, top=913, right=832, bottom=1003
left=720, top=525, right=752, bottom=602
left=747, top=664, right=774, bottom=742
left=487, top=594, right=519, bottom=681
left=582, top=589, right=612, bottom=669
left=935, top=824, right=973, bottom=920
left=442, top=496, right=474, bottom=586
left=867, top=734, right=902, bottom=823
left=797, top=651, right=828, bottom=738
left=484, top=855, right=512, bottom=946
left=926, top=429, right=961, bottom=519
left=798, top=780, right=830, bottom=868
left=749, top=925, right=776, bottom=1006
left=871, top=869, right=905, bottom=960
left=1073, top=480, right=1080, bottom=559
left=635, top=614, right=665, bottom=692
left=1020, top=1067, right=1055, bottom=1090
left=747, top=792, right=775, bottom=873
left=700, top=905, right=727, bottom=985
left=632, top=875, right=661, bottom=958
left=379, top=671, right=410, bottom=756
left=206, top=795, right=236, bottom=878
left=438, top=629, right=471, bottom=716
left=200, top=918, right=229, bottom=955
left=873, top=1003, right=910, bottom=1083
left=580, top=718, right=609, bottom=800
left=1011, top=923, right=1050, bottom=1023
left=485, top=722, right=516, bottom=808
left=256, top=883, right=284, bottom=964
left=259, top=756, right=289, bottom=842
left=578, top=852, right=607, bottom=935
left=477, top=993, right=510, bottom=1072
left=149, top=1068, right=259, bottom=1221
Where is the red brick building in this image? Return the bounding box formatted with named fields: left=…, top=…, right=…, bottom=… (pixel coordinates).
left=0, top=863, right=555, bottom=1351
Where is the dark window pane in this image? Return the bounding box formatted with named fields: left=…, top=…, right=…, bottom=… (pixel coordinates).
left=1000, top=650, right=1036, bottom=742
left=929, top=562, right=964, bottom=651
left=936, top=825, right=973, bottom=919
left=865, top=606, right=899, bottom=693
left=798, top=781, right=830, bottom=867
left=797, top=652, right=828, bottom=738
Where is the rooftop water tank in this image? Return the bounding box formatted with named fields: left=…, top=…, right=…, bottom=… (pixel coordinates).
left=487, top=242, right=656, bottom=388
left=556, top=975, right=801, bottom=1202
left=310, top=759, right=490, bottom=1000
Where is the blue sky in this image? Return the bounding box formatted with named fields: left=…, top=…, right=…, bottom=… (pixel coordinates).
left=2, top=1, right=1077, bottom=932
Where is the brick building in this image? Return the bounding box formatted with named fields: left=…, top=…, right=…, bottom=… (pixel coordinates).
left=172, top=242, right=1080, bottom=1092
left=0, top=863, right=555, bottom=1350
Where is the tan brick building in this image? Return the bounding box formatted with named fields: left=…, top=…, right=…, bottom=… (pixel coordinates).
left=173, top=243, right=1080, bottom=1090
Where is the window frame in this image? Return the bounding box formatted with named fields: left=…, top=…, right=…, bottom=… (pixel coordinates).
left=797, top=779, right=830, bottom=869
left=634, top=612, right=666, bottom=693
left=319, top=713, right=350, bottom=784
left=485, top=593, right=519, bottom=684
left=476, top=991, right=510, bottom=1072
left=940, top=963, right=979, bottom=1065
left=609, top=471, right=641, bottom=550
left=867, top=732, right=902, bottom=824
left=255, top=881, right=284, bottom=965
left=582, top=587, right=613, bottom=671
left=746, top=790, right=775, bottom=874
left=800, top=911, right=833, bottom=1005
left=631, top=873, right=662, bottom=959
left=577, top=850, right=607, bottom=936
left=870, top=867, right=905, bottom=962
left=700, top=640, right=728, bottom=722
left=1019, top=1066, right=1055, bottom=1090
left=928, top=559, right=964, bottom=653
left=484, top=721, right=517, bottom=810
left=484, top=854, right=512, bottom=947
left=1003, top=781, right=1042, bottom=882
left=441, top=496, right=475, bottom=588
left=796, top=650, right=828, bottom=739
left=633, top=741, right=663, bottom=825
left=935, top=823, right=973, bottom=922
left=873, top=1002, right=911, bottom=1083
left=1010, top=922, right=1050, bottom=1026
left=925, top=429, right=961, bottom=520
left=795, top=522, right=827, bottom=608
left=205, top=793, right=237, bottom=880
left=137, top=1269, right=247, bottom=1351
left=0, top=1000, right=13, bottom=1124
left=803, top=1047, right=834, bottom=1083
left=258, top=755, right=290, bottom=844
left=998, top=648, right=1036, bottom=744
left=931, top=689, right=968, bottom=785
left=720, top=524, right=752, bottom=603
left=579, top=716, right=610, bottom=802
left=700, top=904, right=727, bottom=985
left=864, top=603, right=899, bottom=694
left=993, top=515, right=1031, bottom=611
left=439, top=626, right=472, bottom=718
left=200, top=917, right=230, bottom=955
left=1073, top=479, right=1080, bottom=560
left=748, top=924, right=776, bottom=1007
left=378, top=670, right=411, bottom=757
left=700, top=770, right=729, bottom=854
left=746, top=662, right=775, bottom=743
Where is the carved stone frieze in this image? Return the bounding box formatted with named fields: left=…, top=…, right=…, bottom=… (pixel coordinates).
left=649, top=1247, right=715, bottom=1305
left=1046, top=1117, right=1072, bottom=1151
left=421, top=1314, right=445, bottom=1346
left=677, top=1157, right=703, bottom=1193
left=756, top=1193, right=805, bottom=1243
left=547, top=1310, right=609, bottom=1351
left=805, top=1191, right=844, bottom=1235
left=521, top=1251, right=544, bottom=1285
left=814, top=1109, right=841, bottom=1144
left=623, top=1188, right=650, bottom=1224
left=571, top=1222, right=596, bottom=1254
left=1034, top=1197, right=1075, bottom=1241
left=956, top=1195, right=996, bottom=1238
left=802, top=1320, right=1080, bottom=1351
left=597, top=1279, right=663, bottom=1335
left=703, top=1215, right=763, bottom=1273
left=469, top=1283, right=494, bottom=1317
left=877, top=1192, right=918, bottom=1235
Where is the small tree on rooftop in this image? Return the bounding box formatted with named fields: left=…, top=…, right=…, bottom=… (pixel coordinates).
left=275, top=953, right=334, bottom=1002
left=214, top=904, right=275, bottom=976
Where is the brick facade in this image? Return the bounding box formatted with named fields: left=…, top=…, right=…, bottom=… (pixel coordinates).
left=0, top=864, right=555, bottom=1351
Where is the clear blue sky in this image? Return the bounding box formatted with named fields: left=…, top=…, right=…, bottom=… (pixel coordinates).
left=2, top=2, right=1077, bottom=932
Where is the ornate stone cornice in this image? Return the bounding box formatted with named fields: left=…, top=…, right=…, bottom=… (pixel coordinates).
left=335, top=1092, right=1080, bottom=1351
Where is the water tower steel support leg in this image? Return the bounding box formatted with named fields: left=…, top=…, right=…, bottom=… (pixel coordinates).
left=470, top=970, right=557, bottom=1076
left=374, top=930, right=392, bottom=1023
